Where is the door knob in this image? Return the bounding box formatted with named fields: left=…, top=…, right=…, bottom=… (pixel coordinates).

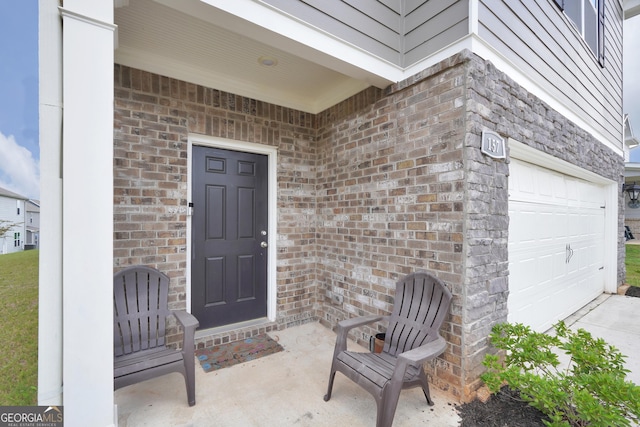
left=260, top=241, right=268, bottom=248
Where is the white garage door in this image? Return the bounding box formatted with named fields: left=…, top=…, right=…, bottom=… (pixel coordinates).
left=508, top=159, right=605, bottom=332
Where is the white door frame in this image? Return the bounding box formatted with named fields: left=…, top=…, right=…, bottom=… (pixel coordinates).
left=509, top=139, right=619, bottom=294
left=186, top=134, right=278, bottom=329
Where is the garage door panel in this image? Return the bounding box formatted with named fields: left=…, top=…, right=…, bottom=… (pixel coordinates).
left=508, top=159, right=605, bottom=332
left=567, top=212, right=581, bottom=237
left=510, top=203, right=567, bottom=244
left=550, top=174, right=566, bottom=200
left=565, top=179, right=580, bottom=203
left=510, top=248, right=565, bottom=295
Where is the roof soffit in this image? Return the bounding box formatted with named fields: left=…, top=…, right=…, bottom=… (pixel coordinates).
left=115, top=0, right=399, bottom=114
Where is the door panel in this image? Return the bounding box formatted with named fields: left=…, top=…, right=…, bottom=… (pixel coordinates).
left=206, top=186, right=225, bottom=238
left=237, top=255, right=256, bottom=300
left=192, top=146, right=268, bottom=329
left=238, top=187, right=255, bottom=238
left=205, top=256, right=225, bottom=306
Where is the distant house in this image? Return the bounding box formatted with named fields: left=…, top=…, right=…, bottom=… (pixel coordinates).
left=0, top=186, right=28, bottom=255
left=25, top=199, right=40, bottom=250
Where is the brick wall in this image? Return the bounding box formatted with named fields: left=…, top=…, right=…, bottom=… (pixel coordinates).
left=113, top=49, right=624, bottom=401
left=313, top=50, right=624, bottom=400
left=315, top=53, right=467, bottom=398
left=460, top=51, right=624, bottom=396
left=113, top=64, right=319, bottom=347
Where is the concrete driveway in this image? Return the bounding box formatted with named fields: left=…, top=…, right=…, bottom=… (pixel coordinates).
left=563, top=293, right=640, bottom=385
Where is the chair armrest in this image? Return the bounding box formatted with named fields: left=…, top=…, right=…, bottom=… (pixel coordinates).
left=332, top=315, right=389, bottom=355
left=398, top=336, right=447, bottom=366
left=337, top=315, right=387, bottom=332
left=389, top=336, right=447, bottom=385
left=173, top=310, right=199, bottom=331
left=172, top=310, right=199, bottom=354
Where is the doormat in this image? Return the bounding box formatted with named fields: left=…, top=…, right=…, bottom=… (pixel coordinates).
left=195, top=333, right=283, bottom=372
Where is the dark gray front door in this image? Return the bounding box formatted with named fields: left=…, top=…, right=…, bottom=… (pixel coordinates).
left=192, top=146, right=268, bottom=329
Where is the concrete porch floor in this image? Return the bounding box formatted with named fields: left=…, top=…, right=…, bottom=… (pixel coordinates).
left=115, top=294, right=640, bottom=426
left=115, top=321, right=461, bottom=427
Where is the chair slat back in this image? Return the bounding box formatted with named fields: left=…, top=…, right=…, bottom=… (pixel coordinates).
left=383, top=272, right=452, bottom=356
left=114, top=266, right=171, bottom=356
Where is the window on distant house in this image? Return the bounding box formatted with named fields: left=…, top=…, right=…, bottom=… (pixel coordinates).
left=14, top=232, right=20, bottom=247
left=16, top=200, right=20, bottom=215
left=554, top=0, right=605, bottom=66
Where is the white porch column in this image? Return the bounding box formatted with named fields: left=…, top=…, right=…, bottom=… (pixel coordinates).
left=59, top=2, right=115, bottom=426
left=37, top=0, right=63, bottom=406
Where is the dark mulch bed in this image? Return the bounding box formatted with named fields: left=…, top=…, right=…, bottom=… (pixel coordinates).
left=626, top=286, right=640, bottom=298
left=456, top=289, right=640, bottom=426
left=457, top=387, right=548, bottom=427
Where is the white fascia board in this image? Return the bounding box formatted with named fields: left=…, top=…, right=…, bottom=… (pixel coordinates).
left=624, top=163, right=640, bottom=176
left=155, top=0, right=402, bottom=87
left=625, top=0, right=640, bottom=19
left=403, top=37, right=474, bottom=79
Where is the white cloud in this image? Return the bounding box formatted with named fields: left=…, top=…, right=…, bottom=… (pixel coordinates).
left=0, top=131, right=39, bottom=199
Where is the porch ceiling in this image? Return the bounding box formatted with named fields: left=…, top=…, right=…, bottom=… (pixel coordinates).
left=114, top=0, right=390, bottom=114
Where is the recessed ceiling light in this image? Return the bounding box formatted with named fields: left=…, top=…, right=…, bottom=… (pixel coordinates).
left=258, top=56, right=278, bottom=67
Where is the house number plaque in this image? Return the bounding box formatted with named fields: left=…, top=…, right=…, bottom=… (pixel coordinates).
left=481, top=131, right=506, bottom=159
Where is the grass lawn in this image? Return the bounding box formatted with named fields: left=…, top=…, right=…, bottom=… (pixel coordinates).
left=0, top=250, right=38, bottom=405
left=626, top=244, right=640, bottom=287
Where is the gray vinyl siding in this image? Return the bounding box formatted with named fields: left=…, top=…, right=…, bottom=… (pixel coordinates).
left=262, top=0, right=469, bottom=67
left=477, top=0, right=623, bottom=148
left=403, top=0, right=469, bottom=66
left=263, top=0, right=403, bottom=64
left=260, top=0, right=622, bottom=148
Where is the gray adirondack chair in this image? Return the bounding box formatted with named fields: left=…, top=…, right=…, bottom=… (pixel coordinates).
left=324, top=272, right=452, bottom=427
left=114, top=265, right=199, bottom=406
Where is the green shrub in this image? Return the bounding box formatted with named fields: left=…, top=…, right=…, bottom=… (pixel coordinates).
left=482, top=321, right=640, bottom=427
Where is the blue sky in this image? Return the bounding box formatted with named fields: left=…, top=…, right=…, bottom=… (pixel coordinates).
left=0, top=3, right=638, bottom=198
left=0, top=0, right=39, bottom=199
